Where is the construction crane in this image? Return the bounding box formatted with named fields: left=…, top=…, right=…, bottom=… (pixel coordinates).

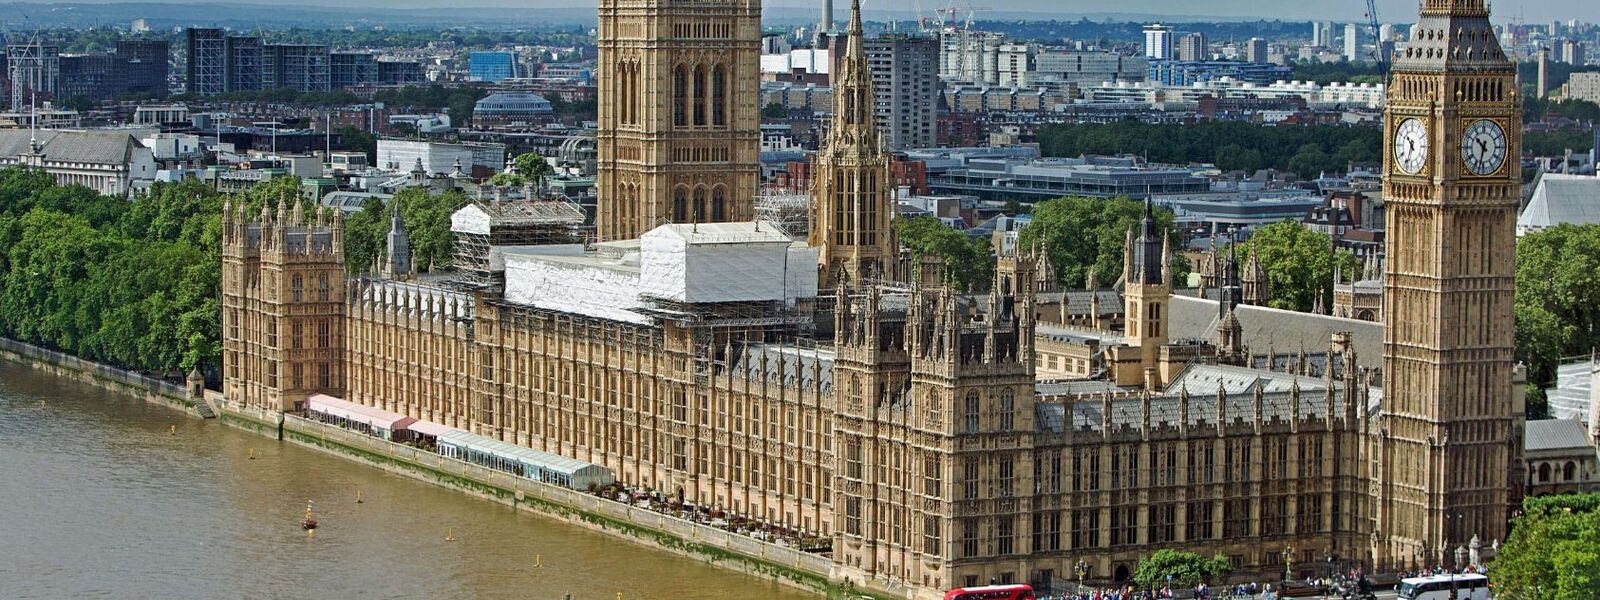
left=1364, top=0, right=1388, bottom=71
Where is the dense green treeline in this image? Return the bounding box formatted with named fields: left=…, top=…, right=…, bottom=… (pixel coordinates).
left=0, top=170, right=223, bottom=375
left=1515, top=225, right=1600, bottom=408
left=1035, top=121, right=1383, bottom=176
left=0, top=168, right=464, bottom=378
left=1493, top=492, right=1600, bottom=600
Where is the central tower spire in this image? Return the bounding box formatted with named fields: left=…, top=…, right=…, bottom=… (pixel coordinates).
left=810, top=0, right=897, bottom=289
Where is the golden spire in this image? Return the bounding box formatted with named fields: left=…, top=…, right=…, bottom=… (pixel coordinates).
left=829, top=0, right=877, bottom=147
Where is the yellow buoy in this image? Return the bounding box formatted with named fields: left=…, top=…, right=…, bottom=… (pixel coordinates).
left=248, top=448, right=257, bottom=460
left=445, top=528, right=456, bottom=542
left=169, top=425, right=177, bottom=436
left=532, top=554, right=542, bottom=568
left=356, top=489, right=364, bottom=504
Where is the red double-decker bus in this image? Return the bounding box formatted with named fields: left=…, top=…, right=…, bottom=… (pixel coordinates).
left=942, top=584, right=1035, bottom=600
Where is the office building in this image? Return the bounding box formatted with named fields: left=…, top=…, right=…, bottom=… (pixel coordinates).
left=117, top=40, right=169, bottom=99
left=1562, top=40, right=1586, bottom=66
left=263, top=44, right=331, bottom=92
left=58, top=54, right=126, bottom=101
left=1568, top=72, right=1600, bottom=104
left=331, top=52, right=378, bottom=89
left=1143, top=24, right=1174, bottom=60
left=1033, top=50, right=1146, bottom=85
left=864, top=34, right=940, bottom=150
left=469, top=51, right=519, bottom=82
left=1147, top=60, right=1293, bottom=86
left=377, top=60, right=425, bottom=85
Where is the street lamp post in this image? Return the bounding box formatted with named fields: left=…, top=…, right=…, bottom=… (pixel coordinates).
left=1283, top=546, right=1296, bottom=584
left=1075, top=559, right=1088, bottom=591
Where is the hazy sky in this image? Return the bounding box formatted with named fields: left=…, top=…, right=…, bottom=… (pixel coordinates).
left=29, top=0, right=1590, bottom=23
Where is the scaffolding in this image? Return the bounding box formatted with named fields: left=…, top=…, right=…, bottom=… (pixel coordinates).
left=754, top=186, right=813, bottom=239
left=450, top=198, right=588, bottom=288
left=185, top=29, right=225, bottom=96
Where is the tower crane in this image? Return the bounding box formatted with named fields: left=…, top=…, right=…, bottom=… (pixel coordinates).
left=1364, top=0, right=1388, bottom=71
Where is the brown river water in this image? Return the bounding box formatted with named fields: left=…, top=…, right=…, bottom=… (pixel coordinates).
left=0, top=361, right=817, bottom=600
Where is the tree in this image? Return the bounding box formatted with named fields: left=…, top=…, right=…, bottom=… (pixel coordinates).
left=1494, top=493, right=1600, bottom=600
left=488, top=172, right=529, bottom=188
left=1134, top=549, right=1233, bottom=590
left=1236, top=220, right=1359, bottom=313
left=1515, top=225, right=1600, bottom=389
left=896, top=216, right=993, bottom=292
left=510, top=152, right=555, bottom=181
left=1017, top=196, right=1187, bottom=289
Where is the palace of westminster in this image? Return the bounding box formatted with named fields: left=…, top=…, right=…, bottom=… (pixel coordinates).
left=219, top=0, right=1572, bottom=594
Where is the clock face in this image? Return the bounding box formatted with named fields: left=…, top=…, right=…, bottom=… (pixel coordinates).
left=1460, top=119, right=1508, bottom=176
left=1393, top=118, right=1429, bottom=175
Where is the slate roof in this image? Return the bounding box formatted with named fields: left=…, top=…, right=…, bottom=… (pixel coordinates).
left=1038, top=290, right=1123, bottom=315
left=1169, top=294, right=1382, bottom=360
left=1524, top=418, right=1594, bottom=452
left=0, top=129, right=143, bottom=165
left=1519, top=174, right=1600, bottom=232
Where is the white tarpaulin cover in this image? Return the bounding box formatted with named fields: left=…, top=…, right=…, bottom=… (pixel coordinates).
left=638, top=222, right=797, bottom=303
left=504, top=245, right=648, bottom=324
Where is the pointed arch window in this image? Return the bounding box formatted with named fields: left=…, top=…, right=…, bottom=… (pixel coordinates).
left=693, top=186, right=709, bottom=222
left=711, top=186, right=727, bottom=221
left=693, top=65, right=708, bottom=126
left=673, top=66, right=688, bottom=127
left=712, top=64, right=728, bottom=127
left=673, top=187, right=688, bottom=221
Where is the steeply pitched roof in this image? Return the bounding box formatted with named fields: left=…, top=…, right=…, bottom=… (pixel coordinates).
left=0, top=129, right=143, bottom=165
left=1519, top=174, right=1600, bottom=231
left=1524, top=418, right=1594, bottom=452
left=1169, top=294, right=1382, bottom=360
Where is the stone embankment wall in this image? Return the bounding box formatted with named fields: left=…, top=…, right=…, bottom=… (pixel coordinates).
left=0, top=338, right=199, bottom=415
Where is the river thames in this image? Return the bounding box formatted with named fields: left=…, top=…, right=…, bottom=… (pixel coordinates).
left=0, top=361, right=817, bottom=599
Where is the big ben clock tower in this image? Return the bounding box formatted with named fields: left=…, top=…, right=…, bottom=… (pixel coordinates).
left=1375, top=0, right=1520, bottom=570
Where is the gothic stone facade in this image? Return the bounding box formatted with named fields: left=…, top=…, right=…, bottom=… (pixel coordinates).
left=594, top=0, right=762, bottom=241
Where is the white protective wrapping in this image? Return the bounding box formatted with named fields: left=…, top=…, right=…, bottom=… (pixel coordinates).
left=450, top=203, right=493, bottom=235
left=503, top=249, right=648, bottom=324
left=638, top=223, right=797, bottom=303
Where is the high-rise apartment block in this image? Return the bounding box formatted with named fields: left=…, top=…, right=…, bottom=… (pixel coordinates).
left=938, top=29, right=1006, bottom=84
left=1143, top=24, right=1174, bottom=60
left=1244, top=38, right=1269, bottom=64
left=1177, top=32, right=1208, bottom=62
left=1344, top=23, right=1360, bottom=62
left=864, top=34, right=940, bottom=150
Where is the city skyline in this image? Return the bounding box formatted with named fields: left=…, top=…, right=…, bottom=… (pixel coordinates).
left=7, top=0, right=1589, bottom=24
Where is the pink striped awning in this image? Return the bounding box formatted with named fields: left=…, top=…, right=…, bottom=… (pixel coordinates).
left=307, top=394, right=416, bottom=431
